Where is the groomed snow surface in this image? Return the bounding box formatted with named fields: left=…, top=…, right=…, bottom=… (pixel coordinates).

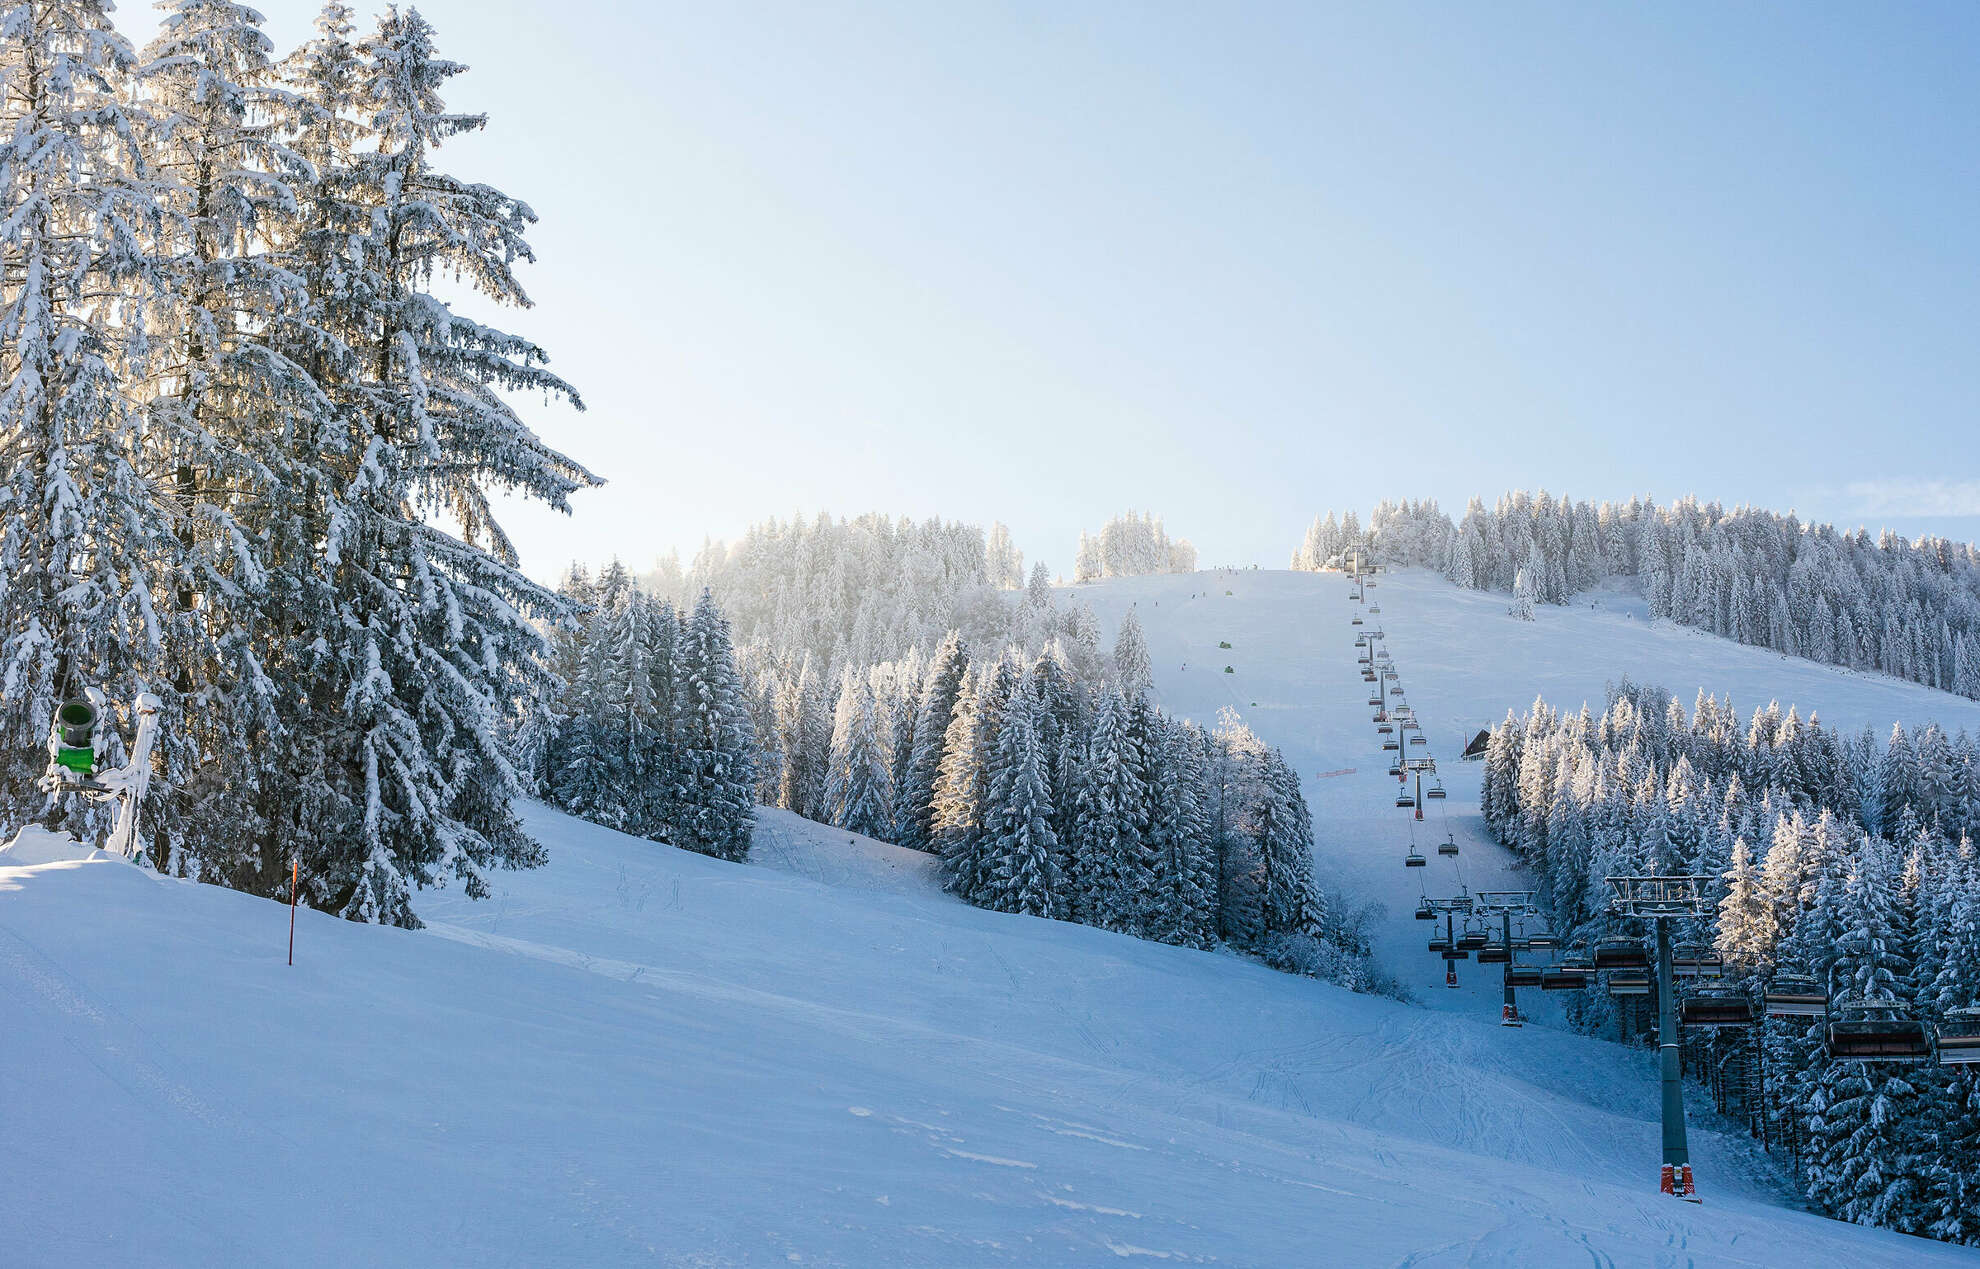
left=7, top=569, right=1979, bottom=1267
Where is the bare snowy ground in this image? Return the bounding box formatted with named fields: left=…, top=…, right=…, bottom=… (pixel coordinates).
left=5, top=568, right=1979, bottom=1266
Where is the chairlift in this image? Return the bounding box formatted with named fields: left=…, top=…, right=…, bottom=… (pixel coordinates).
left=1390, top=684, right=1405, bottom=696
left=1428, top=937, right=1452, bottom=953
left=1679, top=994, right=1755, bottom=1028
left=1671, top=945, right=1725, bottom=979
left=1405, top=845, right=1426, bottom=868
left=1542, top=966, right=1590, bottom=991
left=1505, top=966, right=1543, bottom=990
left=1455, top=930, right=1488, bottom=952
left=1477, top=943, right=1512, bottom=966
left=1351, top=615, right=1364, bottom=626
left=1409, top=734, right=1426, bottom=745
left=1368, top=695, right=1382, bottom=707
left=1524, top=933, right=1557, bottom=951
left=1396, top=793, right=1416, bottom=808
left=1592, top=939, right=1649, bottom=971
left=1388, top=763, right=1405, bottom=778
left=1437, top=834, right=1459, bottom=857
left=1377, top=722, right=1393, bottom=734
left=1827, top=1000, right=1933, bottom=1063
left=1763, top=974, right=1828, bottom=1018
left=1607, top=970, right=1651, bottom=997
left=1414, top=900, right=1436, bottom=920
left=1425, top=780, right=1447, bottom=800
left=1937, top=1007, right=1980, bottom=1065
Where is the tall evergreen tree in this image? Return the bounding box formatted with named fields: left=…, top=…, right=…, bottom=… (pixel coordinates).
left=674, top=589, right=756, bottom=860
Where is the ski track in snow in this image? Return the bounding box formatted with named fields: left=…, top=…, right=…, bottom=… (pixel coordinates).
left=5, top=569, right=1979, bottom=1266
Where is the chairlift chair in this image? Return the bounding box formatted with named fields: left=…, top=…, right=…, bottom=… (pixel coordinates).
left=1524, top=933, right=1557, bottom=951
left=1426, top=780, right=1447, bottom=800
left=1671, top=945, right=1724, bottom=979
left=1351, top=615, right=1363, bottom=626
left=1427, top=937, right=1453, bottom=953
left=1607, top=970, right=1651, bottom=997
left=1505, top=966, right=1543, bottom=990
left=1369, top=604, right=1381, bottom=614
left=1409, top=734, right=1426, bottom=745
left=1936, top=1007, right=1980, bottom=1065
left=1437, top=834, right=1459, bottom=857
left=1763, top=974, right=1828, bottom=1018
left=1455, top=930, right=1488, bottom=952
left=1414, top=900, right=1436, bottom=920
left=1405, top=846, right=1426, bottom=868
left=1827, top=1000, right=1933, bottom=1062
left=1592, top=939, right=1650, bottom=971
left=1396, top=792, right=1416, bottom=808
left=1376, top=722, right=1393, bottom=734
left=1477, top=943, right=1512, bottom=966
left=1680, top=994, right=1755, bottom=1028
left=1390, top=684, right=1405, bottom=696
left=1542, top=966, right=1590, bottom=991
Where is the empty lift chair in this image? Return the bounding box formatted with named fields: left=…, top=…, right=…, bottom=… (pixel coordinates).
left=1405, top=844, right=1426, bottom=868
left=1763, top=973, right=1828, bottom=1018
left=1437, top=833, right=1459, bottom=858
left=1937, top=1008, right=1980, bottom=1065
left=1671, top=944, right=1725, bottom=979
left=1592, top=938, right=1649, bottom=971
left=1542, top=965, right=1590, bottom=991
left=1395, top=790, right=1416, bottom=808
left=1504, top=965, right=1544, bottom=990
left=1827, top=999, right=1933, bottom=1062
left=1477, top=942, right=1512, bottom=966
left=1414, top=900, right=1436, bottom=920
left=1607, top=970, right=1652, bottom=997
left=1425, top=778, right=1447, bottom=800
left=1679, top=994, right=1755, bottom=1028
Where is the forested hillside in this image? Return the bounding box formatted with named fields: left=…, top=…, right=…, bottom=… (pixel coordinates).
left=1294, top=493, right=1980, bottom=699
left=1480, top=682, right=1980, bottom=1242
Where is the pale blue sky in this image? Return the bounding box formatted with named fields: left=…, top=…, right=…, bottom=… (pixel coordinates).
left=131, top=2, right=1980, bottom=578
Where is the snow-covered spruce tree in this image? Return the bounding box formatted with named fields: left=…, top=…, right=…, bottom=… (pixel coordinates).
left=774, top=652, right=829, bottom=819
left=0, top=0, right=172, bottom=843
left=936, top=661, right=1015, bottom=901
left=674, top=589, right=756, bottom=860
left=1803, top=839, right=1930, bottom=1232
left=893, top=630, right=967, bottom=850
left=1070, top=688, right=1145, bottom=929
left=1113, top=607, right=1152, bottom=702
left=134, top=0, right=328, bottom=880
left=978, top=687, right=1059, bottom=917
left=824, top=665, right=891, bottom=839
left=257, top=8, right=600, bottom=924
left=551, top=565, right=622, bottom=827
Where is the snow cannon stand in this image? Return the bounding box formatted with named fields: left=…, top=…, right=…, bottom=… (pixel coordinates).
left=36, top=689, right=163, bottom=859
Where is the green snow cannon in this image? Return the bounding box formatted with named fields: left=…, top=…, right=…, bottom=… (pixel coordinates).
left=53, top=697, right=98, bottom=776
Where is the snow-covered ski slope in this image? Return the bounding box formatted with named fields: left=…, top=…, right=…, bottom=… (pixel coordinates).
left=1073, top=566, right=1980, bottom=1014
left=6, top=570, right=1980, bottom=1267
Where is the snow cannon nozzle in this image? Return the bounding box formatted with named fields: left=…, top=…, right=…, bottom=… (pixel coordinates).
left=53, top=697, right=98, bottom=775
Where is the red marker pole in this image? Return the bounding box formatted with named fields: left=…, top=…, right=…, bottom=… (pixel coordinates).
left=288, top=855, right=299, bottom=966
